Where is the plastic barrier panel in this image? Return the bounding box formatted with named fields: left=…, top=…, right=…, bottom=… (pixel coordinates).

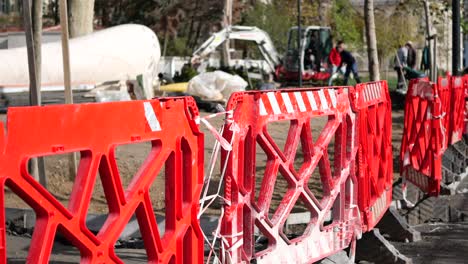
left=449, top=76, right=465, bottom=144
left=350, top=81, right=393, bottom=231
left=400, top=79, right=445, bottom=196
left=437, top=76, right=451, bottom=141
left=0, top=98, right=204, bottom=263
left=464, top=76, right=468, bottom=134
left=220, top=88, right=360, bottom=263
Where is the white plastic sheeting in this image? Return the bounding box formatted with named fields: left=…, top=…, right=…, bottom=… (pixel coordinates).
left=187, top=71, right=247, bottom=101
left=0, top=24, right=160, bottom=99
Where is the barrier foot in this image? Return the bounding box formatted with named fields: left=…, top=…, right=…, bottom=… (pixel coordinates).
left=394, top=179, right=468, bottom=225
left=355, top=229, right=412, bottom=264
left=441, top=137, right=468, bottom=194
left=393, top=181, right=438, bottom=225
left=377, top=206, right=421, bottom=242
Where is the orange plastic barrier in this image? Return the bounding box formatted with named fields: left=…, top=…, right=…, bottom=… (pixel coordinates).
left=437, top=76, right=452, bottom=140
left=400, top=79, right=445, bottom=195
left=351, top=81, right=393, bottom=231
left=449, top=76, right=465, bottom=144
left=401, top=75, right=468, bottom=196
left=220, top=88, right=361, bottom=263
left=0, top=98, right=204, bottom=263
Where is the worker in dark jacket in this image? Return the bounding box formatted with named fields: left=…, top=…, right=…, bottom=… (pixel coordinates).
left=406, top=41, right=417, bottom=69
left=394, top=45, right=407, bottom=90
left=338, top=42, right=361, bottom=85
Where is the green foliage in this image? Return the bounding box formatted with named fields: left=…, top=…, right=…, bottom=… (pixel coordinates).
left=331, top=0, right=364, bottom=49
left=0, top=13, right=22, bottom=28
left=462, top=20, right=468, bottom=34
left=374, top=6, right=423, bottom=68
left=173, top=64, right=198, bottom=82
left=241, top=1, right=295, bottom=54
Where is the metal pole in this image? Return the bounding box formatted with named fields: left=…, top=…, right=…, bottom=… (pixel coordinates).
left=453, top=0, right=461, bottom=75
left=59, top=0, right=78, bottom=179
left=297, top=0, right=302, bottom=87
left=22, top=0, right=46, bottom=187
left=223, top=0, right=232, bottom=67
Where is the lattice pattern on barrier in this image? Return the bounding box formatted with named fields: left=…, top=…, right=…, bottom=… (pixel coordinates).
left=400, top=79, right=445, bottom=196
left=0, top=98, right=204, bottom=263
left=350, top=81, right=393, bottom=231
left=220, top=88, right=361, bottom=263
left=438, top=76, right=452, bottom=139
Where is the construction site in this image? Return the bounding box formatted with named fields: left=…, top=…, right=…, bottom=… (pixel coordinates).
left=0, top=0, right=467, bottom=263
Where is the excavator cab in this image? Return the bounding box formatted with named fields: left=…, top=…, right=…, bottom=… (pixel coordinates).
left=278, top=26, right=332, bottom=84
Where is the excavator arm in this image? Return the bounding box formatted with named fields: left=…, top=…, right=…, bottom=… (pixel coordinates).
left=192, top=26, right=281, bottom=72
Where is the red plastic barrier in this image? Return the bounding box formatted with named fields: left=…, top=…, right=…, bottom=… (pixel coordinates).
left=449, top=76, right=465, bottom=143
left=0, top=98, right=204, bottom=263
left=220, top=88, right=361, bottom=263
left=464, top=76, right=468, bottom=134
left=350, top=81, right=393, bottom=231
left=400, top=79, right=445, bottom=196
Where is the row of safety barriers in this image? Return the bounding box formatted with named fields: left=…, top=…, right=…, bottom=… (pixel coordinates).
left=400, top=75, right=467, bottom=196
left=0, top=81, right=393, bottom=263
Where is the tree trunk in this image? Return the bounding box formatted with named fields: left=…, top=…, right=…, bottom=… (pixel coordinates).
left=51, top=0, right=60, bottom=25
left=452, top=0, right=461, bottom=75
left=364, top=0, right=380, bottom=81
left=101, top=1, right=110, bottom=27
left=318, top=0, right=332, bottom=26
left=32, top=0, right=43, bottom=86
left=185, top=0, right=199, bottom=55
left=162, top=28, right=169, bottom=57
left=222, top=0, right=232, bottom=67
left=69, top=0, right=95, bottom=38
left=193, top=20, right=203, bottom=50
left=23, top=0, right=46, bottom=186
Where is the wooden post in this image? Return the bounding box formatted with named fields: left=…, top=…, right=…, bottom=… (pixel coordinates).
left=22, top=0, right=46, bottom=187
left=59, top=0, right=78, bottom=179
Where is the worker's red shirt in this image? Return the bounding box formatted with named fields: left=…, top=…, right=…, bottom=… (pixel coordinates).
left=329, top=47, right=342, bottom=67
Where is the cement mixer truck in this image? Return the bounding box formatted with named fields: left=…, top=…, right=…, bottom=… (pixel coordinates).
left=0, top=24, right=161, bottom=100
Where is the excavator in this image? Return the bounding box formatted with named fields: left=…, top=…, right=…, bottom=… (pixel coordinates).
left=192, top=25, right=334, bottom=86
left=191, top=25, right=281, bottom=74
left=276, top=26, right=333, bottom=85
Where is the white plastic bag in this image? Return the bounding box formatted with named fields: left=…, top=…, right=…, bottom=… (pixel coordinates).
left=187, top=71, right=247, bottom=101
left=95, top=89, right=131, bottom=102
